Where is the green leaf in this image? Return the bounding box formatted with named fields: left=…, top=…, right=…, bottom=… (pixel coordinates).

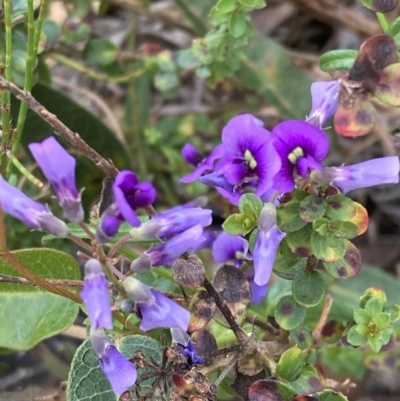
left=310, top=232, right=347, bottom=262
left=365, top=297, right=383, bottom=314
left=286, top=224, right=313, bottom=257
left=290, top=325, right=313, bottom=349
left=335, top=221, right=360, bottom=239
left=238, top=0, right=266, bottom=8
left=322, top=241, right=362, bottom=279
left=347, top=325, right=367, bottom=346
left=223, top=213, right=251, bottom=235
left=248, top=379, right=296, bottom=401
left=325, top=195, right=357, bottom=221
left=229, top=12, right=248, bottom=38
left=239, top=193, right=264, bottom=217
left=276, top=346, right=305, bottom=382
left=353, top=309, right=371, bottom=325
left=277, top=201, right=307, bottom=233
left=315, top=389, right=349, bottom=401
left=368, top=336, right=383, bottom=353
left=290, top=364, right=323, bottom=394
left=320, top=319, right=345, bottom=344
left=292, top=270, right=326, bottom=307
left=388, top=16, right=400, bottom=48
left=299, top=195, right=327, bottom=223
left=275, top=296, right=306, bottom=330
left=371, top=312, right=391, bottom=330
left=215, top=0, right=238, bottom=13
left=386, top=304, right=400, bottom=322
left=84, top=38, right=119, bottom=66
left=273, top=239, right=307, bottom=280
left=361, top=0, right=397, bottom=12
left=0, top=249, right=79, bottom=350
left=319, top=49, right=358, bottom=72
left=67, top=335, right=163, bottom=401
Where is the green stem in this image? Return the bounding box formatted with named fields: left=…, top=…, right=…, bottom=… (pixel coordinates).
left=376, top=12, right=389, bottom=32
left=0, top=0, right=13, bottom=172
left=10, top=0, right=50, bottom=160
left=50, top=54, right=146, bottom=83
left=5, top=150, right=43, bottom=187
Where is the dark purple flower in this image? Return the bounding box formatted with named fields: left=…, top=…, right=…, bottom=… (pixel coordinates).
left=80, top=259, right=113, bottom=330
left=272, top=120, right=329, bottom=192
left=90, top=328, right=137, bottom=394
left=114, top=170, right=156, bottom=227
left=123, top=277, right=190, bottom=331
left=311, top=156, right=400, bottom=194
left=253, top=203, right=286, bottom=286
left=130, top=224, right=205, bottom=271
left=306, top=81, right=339, bottom=128
left=96, top=204, right=122, bottom=243
left=170, top=328, right=204, bottom=365
left=29, top=137, right=84, bottom=223
left=212, top=232, right=249, bottom=266
left=213, top=114, right=281, bottom=197
left=130, top=204, right=212, bottom=240
left=0, top=174, right=69, bottom=237
left=180, top=144, right=225, bottom=183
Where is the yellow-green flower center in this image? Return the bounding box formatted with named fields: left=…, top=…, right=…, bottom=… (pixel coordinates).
left=288, top=147, right=304, bottom=164
left=244, top=149, right=257, bottom=169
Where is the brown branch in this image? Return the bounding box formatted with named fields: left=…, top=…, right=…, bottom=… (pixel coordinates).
left=286, top=0, right=381, bottom=37
left=0, top=273, right=87, bottom=287
left=0, top=75, right=119, bottom=177
left=313, top=295, right=333, bottom=340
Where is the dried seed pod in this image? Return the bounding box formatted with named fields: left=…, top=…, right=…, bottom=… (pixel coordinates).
left=172, top=254, right=205, bottom=289
left=132, top=350, right=147, bottom=368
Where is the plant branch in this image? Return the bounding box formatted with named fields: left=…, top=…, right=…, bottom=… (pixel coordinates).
left=313, top=294, right=333, bottom=340
left=0, top=273, right=88, bottom=287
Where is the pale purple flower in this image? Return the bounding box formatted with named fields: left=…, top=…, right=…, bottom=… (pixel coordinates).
left=272, top=121, right=329, bottom=192
left=212, top=232, right=249, bottom=266
left=123, top=277, right=190, bottom=331
left=180, top=144, right=225, bottom=183
left=311, top=156, right=400, bottom=194
left=80, top=259, right=113, bottom=330
left=250, top=281, right=269, bottom=305
left=253, top=203, right=286, bottom=286
left=212, top=114, right=281, bottom=198
left=90, top=328, right=137, bottom=394
left=130, top=224, right=204, bottom=271
left=114, top=170, right=156, bottom=227
left=130, top=204, right=212, bottom=240
left=29, top=137, right=84, bottom=223
left=0, top=174, right=69, bottom=237
left=306, top=81, right=339, bottom=128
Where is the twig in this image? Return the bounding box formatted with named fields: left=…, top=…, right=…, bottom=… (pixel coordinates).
left=108, top=233, right=131, bottom=259
left=78, top=222, right=95, bottom=240
left=313, top=295, right=333, bottom=340
left=202, top=277, right=247, bottom=342
left=67, top=233, right=94, bottom=253
left=0, top=75, right=119, bottom=177
left=286, top=0, right=381, bottom=37
left=61, top=325, right=88, bottom=340
left=0, top=273, right=87, bottom=287
left=245, top=316, right=279, bottom=334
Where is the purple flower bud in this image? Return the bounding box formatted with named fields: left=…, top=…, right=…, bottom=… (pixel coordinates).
left=29, top=137, right=84, bottom=223
left=212, top=232, right=249, bottom=266
left=123, top=277, right=190, bottom=331
left=306, top=81, right=339, bottom=128
left=253, top=203, right=286, bottom=286
left=90, top=328, right=137, bottom=394
left=96, top=204, right=121, bottom=243
left=80, top=259, right=113, bottom=330
left=0, top=174, right=69, bottom=237
left=130, top=224, right=205, bottom=271
left=311, top=156, right=400, bottom=194
left=130, top=204, right=212, bottom=240
left=272, top=121, right=329, bottom=192
left=113, top=170, right=156, bottom=228
left=180, top=144, right=225, bottom=183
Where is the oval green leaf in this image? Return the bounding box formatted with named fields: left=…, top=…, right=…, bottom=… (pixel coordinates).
left=275, top=295, right=306, bottom=330
left=292, top=270, right=326, bottom=307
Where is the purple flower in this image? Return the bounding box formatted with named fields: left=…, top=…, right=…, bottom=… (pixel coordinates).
left=250, top=281, right=269, bottom=305
left=272, top=121, right=329, bottom=192
left=212, top=232, right=249, bottom=266
left=0, top=174, right=69, bottom=237
left=311, top=156, right=400, bottom=194
left=29, top=137, right=84, bottom=223
left=180, top=144, right=225, bottom=183
left=253, top=203, right=286, bottom=286
left=123, top=277, right=190, bottom=331
left=306, top=81, right=339, bottom=128
left=130, top=224, right=205, bottom=271
left=80, top=259, right=113, bottom=330
left=114, top=170, right=156, bottom=227
left=170, top=328, right=204, bottom=365
left=130, top=204, right=212, bottom=240
left=212, top=114, right=281, bottom=197
left=90, top=328, right=137, bottom=394
left=96, top=204, right=121, bottom=243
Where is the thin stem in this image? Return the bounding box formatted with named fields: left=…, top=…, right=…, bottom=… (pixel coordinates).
left=6, top=150, right=44, bottom=187
left=202, top=277, right=247, bottom=342
left=313, top=295, right=333, bottom=340
left=376, top=12, right=389, bottom=32
left=0, top=0, right=13, bottom=172
left=105, top=259, right=125, bottom=281
left=108, top=233, right=131, bottom=259
left=0, top=205, right=7, bottom=252
left=79, top=222, right=95, bottom=239
left=0, top=273, right=89, bottom=288
left=50, top=54, right=146, bottom=83
left=11, top=0, right=50, bottom=157
left=67, top=233, right=94, bottom=253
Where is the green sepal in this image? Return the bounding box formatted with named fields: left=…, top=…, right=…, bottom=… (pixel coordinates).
left=319, top=49, right=358, bottom=72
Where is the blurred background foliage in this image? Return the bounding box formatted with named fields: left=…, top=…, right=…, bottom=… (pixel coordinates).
left=1, top=0, right=400, bottom=400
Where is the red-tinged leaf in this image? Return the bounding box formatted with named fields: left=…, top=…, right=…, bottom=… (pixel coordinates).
left=334, top=95, right=375, bottom=137
left=248, top=379, right=296, bottom=401
left=375, top=63, right=400, bottom=106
